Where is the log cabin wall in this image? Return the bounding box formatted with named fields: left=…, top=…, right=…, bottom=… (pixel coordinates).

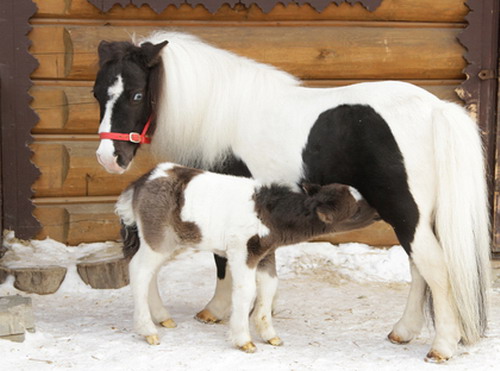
left=27, top=0, right=469, bottom=245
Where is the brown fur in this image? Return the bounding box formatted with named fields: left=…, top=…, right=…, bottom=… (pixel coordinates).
left=247, top=184, right=378, bottom=268
left=134, top=166, right=203, bottom=250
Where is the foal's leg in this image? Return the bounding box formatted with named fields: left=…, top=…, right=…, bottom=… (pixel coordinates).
left=196, top=254, right=232, bottom=323
left=149, top=267, right=176, bottom=329
left=252, top=254, right=282, bottom=346
left=129, top=241, right=169, bottom=345
left=409, top=222, right=461, bottom=362
left=228, top=252, right=258, bottom=352
left=388, top=259, right=427, bottom=344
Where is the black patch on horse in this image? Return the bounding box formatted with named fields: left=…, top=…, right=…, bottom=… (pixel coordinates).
left=210, top=152, right=253, bottom=178
left=301, top=104, right=419, bottom=254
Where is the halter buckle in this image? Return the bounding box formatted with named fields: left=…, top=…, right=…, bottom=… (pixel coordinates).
left=129, top=132, right=142, bottom=143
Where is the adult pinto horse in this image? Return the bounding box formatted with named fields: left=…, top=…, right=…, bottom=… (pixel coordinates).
left=93, top=32, right=490, bottom=362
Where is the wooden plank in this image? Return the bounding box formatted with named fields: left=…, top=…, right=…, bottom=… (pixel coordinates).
left=33, top=0, right=467, bottom=23
left=30, top=85, right=97, bottom=133
left=31, top=141, right=156, bottom=197
left=313, top=221, right=398, bottom=246
left=33, top=197, right=397, bottom=246
left=29, top=25, right=466, bottom=81
left=33, top=202, right=120, bottom=244
left=31, top=81, right=462, bottom=134
left=494, top=191, right=500, bottom=252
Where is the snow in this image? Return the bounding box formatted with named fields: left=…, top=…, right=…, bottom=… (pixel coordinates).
left=1, top=238, right=499, bottom=370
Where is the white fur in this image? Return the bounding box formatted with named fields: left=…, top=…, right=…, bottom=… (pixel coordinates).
left=96, top=74, right=125, bottom=174
left=131, top=32, right=490, bottom=358
left=348, top=187, right=363, bottom=202
left=115, top=187, right=135, bottom=226
left=116, top=166, right=275, bottom=349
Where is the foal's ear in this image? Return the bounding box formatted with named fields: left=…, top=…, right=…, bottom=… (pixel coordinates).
left=140, top=41, right=169, bottom=67
left=302, top=183, right=321, bottom=196
left=316, top=205, right=335, bottom=224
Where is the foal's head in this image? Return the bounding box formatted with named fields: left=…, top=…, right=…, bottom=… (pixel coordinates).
left=93, top=40, right=168, bottom=174
left=302, top=183, right=378, bottom=230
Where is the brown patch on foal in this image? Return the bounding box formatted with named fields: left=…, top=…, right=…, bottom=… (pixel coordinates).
left=135, top=165, right=204, bottom=250
left=247, top=183, right=377, bottom=269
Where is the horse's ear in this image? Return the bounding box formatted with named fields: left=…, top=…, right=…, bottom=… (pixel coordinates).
left=140, top=40, right=169, bottom=67
left=98, top=41, right=114, bottom=67
left=302, top=183, right=321, bottom=196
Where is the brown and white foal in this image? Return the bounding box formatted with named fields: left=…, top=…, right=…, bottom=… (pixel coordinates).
left=116, top=162, right=377, bottom=352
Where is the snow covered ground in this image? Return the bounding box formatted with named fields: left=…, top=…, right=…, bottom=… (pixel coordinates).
left=1, top=240, right=499, bottom=370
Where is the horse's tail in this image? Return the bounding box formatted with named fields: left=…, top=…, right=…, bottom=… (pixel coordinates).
left=432, top=102, right=491, bottom=344
left=115, top=187, right=140, bottom=259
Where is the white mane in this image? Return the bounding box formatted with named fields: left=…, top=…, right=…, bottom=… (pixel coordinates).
left=138, top=32, right=300, bottom=169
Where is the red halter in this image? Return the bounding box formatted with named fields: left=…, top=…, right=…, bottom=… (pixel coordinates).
left=99, top=116, right=152, bottom=144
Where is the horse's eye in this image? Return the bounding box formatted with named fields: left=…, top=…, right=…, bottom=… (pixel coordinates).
left=133, top=92, right=143, bottom=101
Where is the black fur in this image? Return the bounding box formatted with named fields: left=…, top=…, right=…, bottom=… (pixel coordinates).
left=302, top=104, right=419, bottom=254
left=121, top=222, right=140, bottom=259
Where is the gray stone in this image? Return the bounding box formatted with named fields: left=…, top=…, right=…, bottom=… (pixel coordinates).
left=0, top=295, right=35, bottom=342
left=12, top=266, right=67, bottom=295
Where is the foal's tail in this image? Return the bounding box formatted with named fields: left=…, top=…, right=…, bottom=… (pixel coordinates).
left=432, top=102, right=491, bottom=344
left=115, top=187, right=141, bottom=259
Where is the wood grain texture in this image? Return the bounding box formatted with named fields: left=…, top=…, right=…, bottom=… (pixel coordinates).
left=33, top=0, right=467, bottom=23
left=31, top=141, right=155, bottom=197
left=33, top=201, right=120, bottom=245
left=29, top=25, right=466, bottom=81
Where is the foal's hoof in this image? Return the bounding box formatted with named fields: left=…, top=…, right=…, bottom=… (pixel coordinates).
left=239, top=342, right=257, bottom=353
left=195, top=309, right=221, bottom=324
left=160, top=319, right=177, bottom=328
left=267, top=337, right=283, bottom=346
left=145, top=334, right=160, bottom=345
left=387, top=331, right=410, bottom=345
left=425, top=350, right=450, bottom=363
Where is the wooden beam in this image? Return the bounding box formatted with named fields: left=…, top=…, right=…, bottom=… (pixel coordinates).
left=29, top=25, right=466, bottom=81
left=33, top=0, right=468, bottom=23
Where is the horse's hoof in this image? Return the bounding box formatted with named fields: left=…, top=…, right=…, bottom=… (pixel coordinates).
left=387, top=331, right=410, bottom=345
left=145, top=334, right=160, bottom=345
left=195, top=309, right=221, bottom=324
left=267, top=337, right=283, bottom=346
left=160, top=319, right=177, bottom=328
left=239, top=342, right=257, bottom=353
left=424, top=350, right=450, bottom=363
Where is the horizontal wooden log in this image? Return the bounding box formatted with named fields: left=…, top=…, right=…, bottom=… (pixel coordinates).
left=33, top=197, right=397, bottom=246
left=31, top=141, right=156, bottom=197
left=313, top=221, right=398, bottom=246
left=29, top=25, right=465, bottom=81
left=33, top=0, right=467, bottom=23
left=31, top=80, right=462, bottom=134
left=30, top=84, right=97, bottom=133
left=33, top=201, right=121, bottom=245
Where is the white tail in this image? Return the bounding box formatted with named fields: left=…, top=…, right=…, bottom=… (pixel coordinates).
left=115, top=187, right=136, bottom=227
left=432, top=102, right=491, bottom=344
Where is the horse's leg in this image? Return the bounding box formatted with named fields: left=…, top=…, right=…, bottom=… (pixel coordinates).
left=388, top=259, right=427, bottom=344
left=409, top=222, right=461, bottom=362
left=195, top=254, right=232, bottom=323
left=228, top=251, right=258, bottom=352
left=129, top=241, right=169, bottom=345
left=252, top=254, right=282, bottom=346
left=148, top=266, right=176, bottom=329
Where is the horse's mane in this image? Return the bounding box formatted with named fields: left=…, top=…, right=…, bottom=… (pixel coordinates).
left=136, top=32, right=301, bottom=169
